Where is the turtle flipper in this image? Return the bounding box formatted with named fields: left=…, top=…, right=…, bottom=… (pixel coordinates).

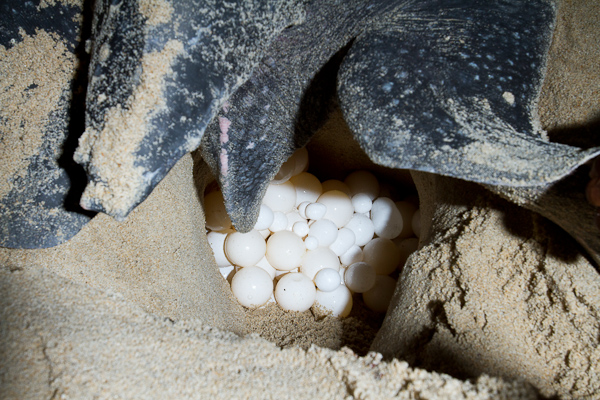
left=0, top=0, right=94, bottom=249
left=338, top=0, right=600, bottom=187
left=74, top=0, right=305, bottom=220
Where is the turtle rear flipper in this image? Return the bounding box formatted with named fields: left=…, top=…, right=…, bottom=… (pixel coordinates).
left=0, top=0, right=94, bottom=249
left=337, top=0, right=600, bottom=187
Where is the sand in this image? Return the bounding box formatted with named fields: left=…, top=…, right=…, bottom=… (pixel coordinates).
left=1, top=0, right=599, bottom=398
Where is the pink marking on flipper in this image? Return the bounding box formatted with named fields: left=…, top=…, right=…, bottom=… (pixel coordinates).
left=219, top=117, right=231, bottom=144
left=220, top=148, right=228, bottom=176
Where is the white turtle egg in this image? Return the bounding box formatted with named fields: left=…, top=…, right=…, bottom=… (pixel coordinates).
left=363, top=275, right=397, bottom=313
left=225, top=230, right=266, bottom=268
left=412, top=209, right=421, bottom=238
left=305, top=202, right=327, bottom=220
left=351, top=193, right=372, bottom=214
left=256, top=256, right=277, bottom=279
left=394, top=201, right=417, bottom=239
left=204, top=190, right=232, bottom=231
left=314, top=268, right=341, bottom=292
left=292, top=220, right=310, bottom=238
left=290, top=172, right=322, bottom=205
left=231, top=266, right=273, bottom=308
left=275, top=272, right=316, bottom=312
left=308, top=219, right=338, bottom=247
left=317, top=190, right=353, bottom=228
left=263, top=181, right=296, bottom=213
left=298, top=201, right=311, bottom=219
left=313, top=285, right=353, bottom=317
left=269, top=211, right=288, bottom=232
left=301, top=247, right=340, bottom=280
left=371, top=197, right=403, bottom=239
left=321, top=179, right=351, bottom=196
left=340, top=245, right=363, bottom=266
left=254, top=204, right=275, bottom=231
left=291, top=147, right=309, bottom=176
left=304, top=235, right=318, bottom=250
left=363, top=238, right=401, bottom=275
left=329, top=227, right=356, bottom=256
left=344, top=262, right=376, bottom=293
left=344, top=170, right=380, bottom=200
left=344, top=213, right=375, bottom=246
left=266, top=230, right=306, bottom=271
left=207, top=231, right=230, bottom=267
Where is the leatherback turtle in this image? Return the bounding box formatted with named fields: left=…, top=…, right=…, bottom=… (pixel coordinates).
left=1, top=0, right=599, bottom=260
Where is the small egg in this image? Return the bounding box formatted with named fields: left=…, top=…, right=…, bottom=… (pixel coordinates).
left=225, top=230, right=266, bottom=268
left=263, top=181, right=296, bottom=213
left=308, top=219, right=338, bottom=247
left=394, top=201, right=417, bottom=239
left=266, top=230, right=306, bottom=271
left=204, top=190, right=232, bottom=231
left=301, top=247, right=340, bottom=280
left=291, top=147, right=309, bottom=176
left=314, top=268, right=341, bottom=292
left=412, top=209, right=421, bottom=238
left=317, top=190, right=353, bottom=228
left=363, top=275, right=397, bottom=313
left=304, top=235, right=318, bottom=250
left=371, top=197, right=403, bottom=239
left=275, top=272, right=316, bottom=312
left=254, top=204, right=275, bottom=231
left=344, top=213, right=375, bottom=246
left=298, top=201, right=311, bottom=219
left=290, top=172, right=322, bottom=205
left=344, top=262, right=376, bottom=293
left=351, top=193, right=372, bottom=214
left=340, top=245, right=363, bottom=266
left=329, top=227, right=356, bottom=256
left=269, top=211, right=288, bottom=232
left=305, top=202, right=327, bottom=220
left=286, top=210, right=305, bottom=230
left=363, top=238, right=401, bottom=275
left=206, top=231, right=230, bottom=267
left=292, top=221, right=310, bottom=237
left=231, top=266, right=273, bottom=308
left=321, top=179, right=351, bottom=196
left=344, top=170, right=380, bottom=200
left=313, top=285, right=353, bottom=317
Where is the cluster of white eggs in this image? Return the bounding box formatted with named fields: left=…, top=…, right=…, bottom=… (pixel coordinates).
left=205, top=148, right=420, bottom=317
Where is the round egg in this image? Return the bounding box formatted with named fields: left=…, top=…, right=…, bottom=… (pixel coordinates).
left=344, top=213, right=375, bottom=246
left=263, top=181, right=296, bottom=213
left=317, top=190, right=353, bottom=228
left=340, top=245, right=363, bottom=266
left=314, top=268, right=341, bottom=292
left=371, top=197, right=403, bottom=240
left=275, top=272, right=316, bottom=312
left=291, top=172, right=322, bottom=205
left=321, top=179, right=351, bottom=196
left=313, top=285, right=353, bottom=317
left=344, top=262, right=376, bottom=293
left=363, top=238, right=401, bottom=275
left=206, top=231, right=230, bottom=267
left=225, top=230, right=266, bottom=268
left=329, top=227, right=356, bottom=256
left=308, top=219, right=338, bottom=247
left=254, top=204, right=275, bottom=231
left=266, top=230, right=306, bottom=271
left=231, top=266, right=273, bottom=309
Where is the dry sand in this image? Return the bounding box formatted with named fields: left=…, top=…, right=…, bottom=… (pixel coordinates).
left=1, top=0, right=599, bottom=398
